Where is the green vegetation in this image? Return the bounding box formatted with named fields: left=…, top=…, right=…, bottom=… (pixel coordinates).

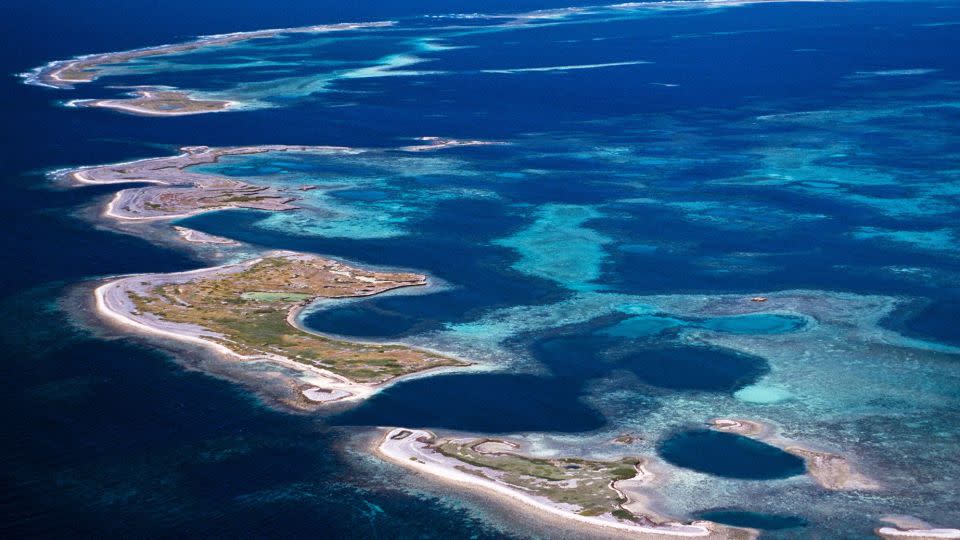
left=125, top=91, right=229, bottom=113
left=434, top=438, right=642, bottom=519
left=130, top=256, right=466, bottom=383
left=240, top=291, right=313, bottom=302
left=218, top=195, right=269, bottom=204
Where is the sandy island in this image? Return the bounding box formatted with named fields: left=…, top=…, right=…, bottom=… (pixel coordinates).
left=28, top=21, right=395, bottom=89
left=172, top=226, right=239, bottom=245
left=69, top=88, right=238, bottom=116
left=96, top=252, right=467, bottom=405
left=377, top=428, right=755, bottom=539
left=62, top=145, right=358, bottom=220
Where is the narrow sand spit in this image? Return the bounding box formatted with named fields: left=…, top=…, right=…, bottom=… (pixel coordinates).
left=876, top=527, right=960, bottom=539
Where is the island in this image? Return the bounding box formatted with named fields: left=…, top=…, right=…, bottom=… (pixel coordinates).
left=29, top=21, right=395, bottom=89
left=377, top=428, right=755, bottom=539
left=71, top=88, right=236, bottom=116
left=63, top=145, right=354, bottom=220
left=173, top=226, right=239, bottom=245
left=96, top=252, right=467, bottom=404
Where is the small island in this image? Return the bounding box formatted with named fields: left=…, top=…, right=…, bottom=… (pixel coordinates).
left=377, top=428, right=755, bottom=539
left=72, top=88, right=236, bottom=116
left=29, top=21, right=394, bottom=89
left=97, top=253, right=467, bottom=404
left=64, top=145, right=354, bottom=219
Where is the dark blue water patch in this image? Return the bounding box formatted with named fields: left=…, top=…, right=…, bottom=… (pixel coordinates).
left=183, top=198, right=567, bottom=339
left=180, top=445, right=317, bottom=500
left=305, top=302, right=428, bottom=338
left=332, top=374, right=608, bottom=433
left=882, top=298, right=960, bottom=348
left=0, top=285, right=511, bottom=540
left=364, top=1, right=960, bottom=126
left=1, top=181, right=197, bottom=298
left=531, top=334, right=615, bottom=379
left=597, top=185, right=960, bottom=298
left=606, top=345, right=769, bottom=393
left=695, top=509, right=807, bottom=531
left=530, top=332, right=768, bottom=393
left=658, top=430, right=806, bottom=480
left=618, top=243, right=658, bottom=254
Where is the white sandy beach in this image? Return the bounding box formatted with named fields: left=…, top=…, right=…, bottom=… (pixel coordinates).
left=376, top=428, right=728, bottom=538
left=94, top=260, right=380, bottom=404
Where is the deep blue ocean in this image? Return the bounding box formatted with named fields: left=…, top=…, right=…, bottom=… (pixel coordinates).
left=2, top=1, right=959, bottom=538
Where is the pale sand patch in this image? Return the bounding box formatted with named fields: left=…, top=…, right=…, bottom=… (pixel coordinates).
left=876, top=527, right=960, bottom=539
left=173, top=226, right=239, bottom=245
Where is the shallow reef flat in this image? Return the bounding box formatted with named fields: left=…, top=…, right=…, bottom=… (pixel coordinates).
left=98, top=253, right=467, bottom=405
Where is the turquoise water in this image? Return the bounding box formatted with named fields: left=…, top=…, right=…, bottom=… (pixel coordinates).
left=695, top=509, right=808, bottom=531
left=601, top=313, right=806, bottom=338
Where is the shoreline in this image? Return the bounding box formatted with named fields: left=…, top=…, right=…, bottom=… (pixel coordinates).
left=375, top=428, right=752, bottom=539
left=67, top=89, right=239, bottom=117
left=60, top=144, right=359, bottom=187
left=56, top=147, right=929, bottom=538
left=59, top=143, right=503, bottom=221
left=61, top=145, right=353, bottom=220
left=26, top=21, right=396, bottom=89
left=877, top=527, right=960, bottom=540
left=94, top=254, right=471, bottom=406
